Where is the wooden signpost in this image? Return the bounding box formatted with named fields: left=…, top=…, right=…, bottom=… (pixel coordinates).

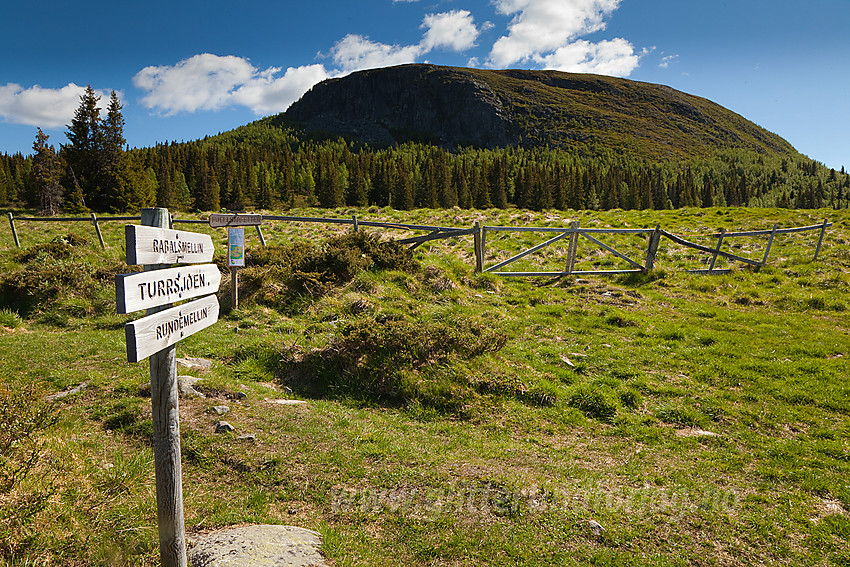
left=208, top=212, right=263, bottom=310
left=117, top=208, right=221, bottom=567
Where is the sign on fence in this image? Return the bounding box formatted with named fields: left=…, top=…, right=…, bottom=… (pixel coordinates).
left=209, top=212, right=263, bottom=228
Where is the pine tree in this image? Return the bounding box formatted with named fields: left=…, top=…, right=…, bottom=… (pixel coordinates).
left=63, top=86, right=102, bottom=210
left=32, top=129, right=63, bottom=215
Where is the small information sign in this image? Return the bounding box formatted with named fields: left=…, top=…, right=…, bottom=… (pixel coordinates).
left=228, top=227, right=245, bottom=267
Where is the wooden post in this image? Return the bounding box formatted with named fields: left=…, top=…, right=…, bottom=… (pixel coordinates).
left=255, top=225, right=267, bottom=247
left=141, top=207, right=187, bottom=567
left=231, top=267, right=239, bottom=310
left=473, top=221, right=483, bottom=273
left=645, top=224, right=661, bottom=272
left=708, top=228, right=726, bottom=271
left=566, top=221, right=580, bottom=274
left=7, top=212, right=20, bottom=247
left=480, top=226, right=487, bottom=269
left=813, top=219, right=828, bottom=261
left=352, top=214, right=359, bottom=232
left=91, top=213, right=106, bottom=249
left=761, top=224, right=778, bottom=267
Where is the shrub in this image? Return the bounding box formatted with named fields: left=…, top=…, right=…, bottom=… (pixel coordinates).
left=283, top=313, right=507, bottom=410
left=0, top=383, right=59, bottom=556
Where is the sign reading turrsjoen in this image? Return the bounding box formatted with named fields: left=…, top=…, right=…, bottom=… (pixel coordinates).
left=116, top=264, right=222, bottom=314
left=118, top=223, right=221, bottom=363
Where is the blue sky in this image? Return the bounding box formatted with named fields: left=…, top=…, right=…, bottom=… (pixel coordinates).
left=2, top=0, right=848, bottom=169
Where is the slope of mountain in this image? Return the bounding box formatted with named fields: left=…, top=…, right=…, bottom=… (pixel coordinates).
left=280, top=64, right=795, bottom=160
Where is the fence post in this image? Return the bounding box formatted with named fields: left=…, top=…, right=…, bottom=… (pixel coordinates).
left=141, top=207, right=187, bottom=567
left=90, top=213, right=106, bottom=249
left=813, top=219, right=828, bottom=261
left=352, top=214, right=359, bottom=232
left=7, top=212, right=20, bottom=247
left=708, top=228, right=726, bottom=271
left=645, top=224, right=661, bottom=272
left=566, top=221, right=579, bottom=274
left=255, top=225, right=267, bottom=247
left=760, top=224, right=778, bottom=268
left=473, top=221, right=483, bottom=273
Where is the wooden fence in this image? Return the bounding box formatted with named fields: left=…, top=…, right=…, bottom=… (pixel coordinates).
left=5, top=211, right=831, bottom=277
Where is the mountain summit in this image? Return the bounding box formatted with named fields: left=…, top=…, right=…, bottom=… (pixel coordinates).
left=282, top=64, right=794, bottom=159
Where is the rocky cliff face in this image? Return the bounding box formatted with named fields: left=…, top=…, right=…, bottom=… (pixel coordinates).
left=285, top=65, right=517, bottom=149
left=282, top=64, right=794, bottom=158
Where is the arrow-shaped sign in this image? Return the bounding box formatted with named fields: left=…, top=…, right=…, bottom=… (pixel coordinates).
left=124, top=295, right=220, bottom=363
left=115, top=264, right=222, bottom=314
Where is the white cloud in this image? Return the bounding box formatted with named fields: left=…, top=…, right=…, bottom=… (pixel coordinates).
left=538, top=38, right=640, bottom=76
left=134, top=53, right=330, bottom=116
left=329, top=34, right=425, bottom=73
left=0, top=83, right=112, bottom=129
left=134, top=54, right=258, bottom=114
left=233, top=64, right=330, bottom=115
left=421, top=10, right=480, bottom=52
left=486, top=0, right=639, bottom=76
left=659, top=54, right=679, bottom=69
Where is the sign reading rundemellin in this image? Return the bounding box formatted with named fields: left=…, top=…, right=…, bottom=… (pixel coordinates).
left=125, top=224, right=214, bottom=265
left=124, top=294, right=220, bottom=363
left=115, top=264, right=223, bottom=314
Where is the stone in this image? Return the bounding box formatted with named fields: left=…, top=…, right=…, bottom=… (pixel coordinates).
left=215, top=421, right=235, bottom=433
left=238, top=434, right=256, bottom=442
left=187, top=524, right=325, bottom=567
left=265, top=399, right=308, bottom=406
left=588, top=519, right=605, bottom=536
left=674, top=428, right=719, bottom=438
left=45, top=381, right=88, bottom=402
left=212, top=405, right=230, bottom=416
left=177, top=357, right=213, bottom=371
left=178, top=376, right=205, bottom=398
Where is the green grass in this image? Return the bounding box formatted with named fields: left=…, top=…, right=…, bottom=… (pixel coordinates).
left=0, top=206, right=848, bottom=566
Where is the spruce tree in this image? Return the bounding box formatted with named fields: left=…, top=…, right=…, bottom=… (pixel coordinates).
left=63, top=86, right=102, bottom=210
left=32, top=129, right=63, bottom=215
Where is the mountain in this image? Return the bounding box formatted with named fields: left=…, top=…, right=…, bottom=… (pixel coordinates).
left=281, top=64, right=795, bottom=160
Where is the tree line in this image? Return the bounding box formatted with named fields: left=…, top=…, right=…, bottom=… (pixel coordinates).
left=1, top=92, right=848, bottom=214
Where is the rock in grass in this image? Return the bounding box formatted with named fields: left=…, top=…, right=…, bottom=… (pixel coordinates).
left=177, top=357, right=213, bottom=371
left=238, top=434, right=256, bottom=442
left=187, top=524, right=325, bottom=567
left=178, top=376, right=205, bottom=398
left=588, top=519, right=605, bottom=536
left=213, top=405, right=230, bottom=416
left=215, top=421, right=235, bottom=433
left=44, top=381, right=88, bottom=401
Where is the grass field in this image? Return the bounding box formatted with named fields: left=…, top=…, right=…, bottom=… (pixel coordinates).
left=0, top=206, right=848, bottom=566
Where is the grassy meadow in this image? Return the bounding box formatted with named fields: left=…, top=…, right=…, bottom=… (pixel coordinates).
left=0, top=206, right=848, bottom=566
